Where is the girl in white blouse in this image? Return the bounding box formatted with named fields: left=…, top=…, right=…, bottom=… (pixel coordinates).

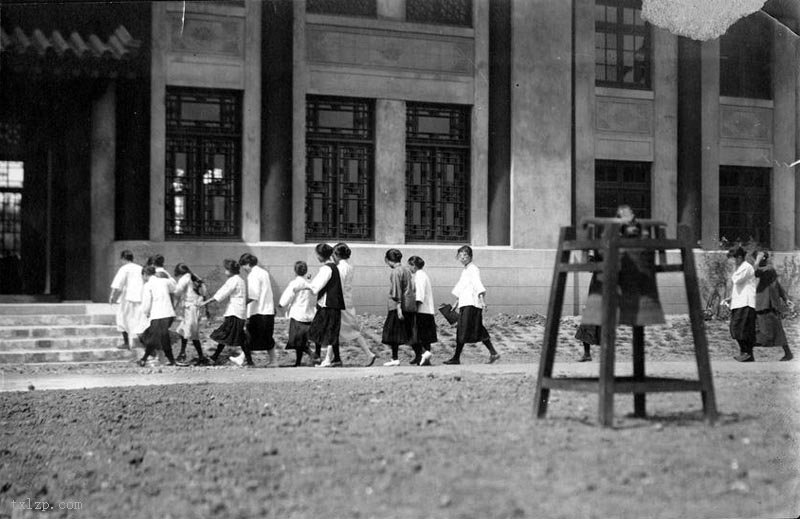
left=173, top=263, right=208, bottom=365
left=279, top=261, right=318, bottom=366
left=198, top=259, right=248, bottom=365
left=138, top=265, right=178, bottom=366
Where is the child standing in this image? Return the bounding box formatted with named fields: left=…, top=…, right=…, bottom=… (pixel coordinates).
left=445, top=245, right=500, bottom=365
left=381, top=249, right=417, bottom=366
left=409, top=255, right=437, bottom=366
left=306, top=243, right=346, bottom=367
left=726, top=246, right=757, bottom=362
left=197, top=259, right=247, bottom=365
left=334, top=243, right=377, bottom=367
left=236, top=253, right=277, bottom=367
left=173, top=263, right=208, bottom=365
left=109, top=250, right=145, bottom=350
left=753, top=250, right=793, bottom=361
left=279, top=261, right=318, bottom=366
left=138, top=265, right=178, bottom=366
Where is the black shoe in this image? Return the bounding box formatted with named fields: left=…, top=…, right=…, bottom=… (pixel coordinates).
left=487, top=353, right=501, bottom=364
left=443, top=358, right=460, bottom=365
left=117, top=343, right=130, bottom=351
left=176, top=353, right=187, bottom=362
left=577, top=353, right=592, bottom=362
left=364, top=354, right=377, bottom=367
left=137, top=359, right=147, bottom=367
left=193, top=357, right=210, bottom=366
left=734, top=353, right=754, bottom=362
left=330, top=360, right=343, bottom=368
left=780, top=352, right=793, bottom=361
left=410, top=358, right=421, bottom=366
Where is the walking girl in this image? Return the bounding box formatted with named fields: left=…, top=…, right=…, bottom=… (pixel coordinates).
left=445, top=245, right=500, bottom=365
left=108, top=250, right=145, bottom=350
left=381, top=249, right=417, bottom=366
left=334, top=242, right=377, bottom=367
left=197, top=259, right=248, bottom=365
left=305, top=243, right=346, bottom=367
left=753, top=250, right=793, bottom=361
left=408, top=255, right=437, bottom=366
left=173, top=263, right=208, bottom=365
left=725, top=246, right=757, bottom=362
left=279, top=261, right=317, bottom=366
left=138, top=265, right=178, bottom=366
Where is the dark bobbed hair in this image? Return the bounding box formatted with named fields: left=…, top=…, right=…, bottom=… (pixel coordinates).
left=120, top=250, right=134, bottom=262
left=174, top=262, right=201, bottom=282
left=223, top=258, right=240, bottom=274
left=333, top=242, right=351, bottom=260
left=294, top=260, right=308, bottom=277
left=727, top=247, right=746, bottom=259
left=239, top=253, right=258, bottom=267
left=408, top=255, right=425, bottom=269
left=385, top=248, right=402, bottom=263
left=315, top=243, right=334, bottom=260
left=457, top=245, right=473, bottom=258
left=142, top=265, right=156, bottom=277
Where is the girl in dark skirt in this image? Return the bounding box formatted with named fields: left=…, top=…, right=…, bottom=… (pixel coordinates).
left=306, top=244, right=345, bottom=367
left=381, top=249, right=417, bottom=366
left=409, top=255, right=437, bottom=366
left=575, top=323, right=600, bottom=362
left=138, top=266, right=178, bottom=366
left=445, top=246, right=499, bottom=365
left=197, top=259, right=247, bottom=364
left=726, top=247, right=757, bottom=362
left=279, top=261, right=318, bottom=366
left=753, top=251, right=793, bottom=361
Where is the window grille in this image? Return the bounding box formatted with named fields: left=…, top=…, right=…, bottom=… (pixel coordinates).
left=719, top=166, right=770, bottom=246
left=720, top=16, right=771, bottom=100
left=406, top=103, right=470, bottom=242
left=306, top=97, right=374, bottom=241
left=306, top=0, right=376, bottom=17
left=595, top=160, right=651, bottom=218
left=0, top=160, right=23, bottom=260
left=406, top=0, right=472, bottom=27
left=165, top=88, right=242, bottom=239
left=595, top=0, right=651, bottom=89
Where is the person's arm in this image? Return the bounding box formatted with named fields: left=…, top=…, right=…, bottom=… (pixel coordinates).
left=306, top=267, right=331, bottom=296
left=109, top=269, right=125, bottom=304
left=198, top=278, right=232, bottom=307
left=279, top=281, right=296, bottom=308
left=731, top=264, right=754, bottom=285
left=388, top=269, right=404, bottom=320
left=141, top=284, right=153, bottom=318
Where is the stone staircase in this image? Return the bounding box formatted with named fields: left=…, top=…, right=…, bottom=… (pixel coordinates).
left=0, top=303, right=136, bottom=364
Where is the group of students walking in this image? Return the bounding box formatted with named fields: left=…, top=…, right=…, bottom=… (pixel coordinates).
left=108, top=243, right=501, bottom=368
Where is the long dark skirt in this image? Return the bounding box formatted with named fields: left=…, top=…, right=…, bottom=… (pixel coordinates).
left=210, top=315, right=247, bottom=347
left=729, top=306, right=756, bottom=342
left=285, top=318, right=312, bottom=351
left=755, top=309, right=788, bottom=347
left=140, top=317, right=175, bottom=352
left=308, top=307, right=341, bottom=346
left=247, top=314, right=276, bottom=351
left=382, top=311, right=416, bottom=346
left=456, top=306, right=490, bottom=344
left=415, top=313, right=438, bottom=345
left=575, top=324, right=601, bottom=345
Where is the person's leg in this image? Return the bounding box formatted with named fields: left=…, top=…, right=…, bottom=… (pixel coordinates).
left=295, top=349, right=304, bottom=367
left=178, top=338, right=188, bottom=361
left=420, top=343, right=432, bottom=365
left=409, top=343, right=422, bottom=365
left=734, top=340, right=753, bottom=362
left=578, top=342, right=592, bottom=362
left=444, top=342, right=464, bottom=364
left=781, top=344, right=793, bottom=361
left=192, top=340, right=207, bottom=363
left=356, top=335, right=375, bottom=360
left=331, top=340, right=341, bottom=364
left=160, top=319, right=176, bottom=365
left=210, top=344, right=225, bottom=362
left=122, top=331, right=129, bottom=347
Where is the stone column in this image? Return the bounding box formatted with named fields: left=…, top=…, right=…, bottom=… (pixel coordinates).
left=700, top=39, right=720, bottom=250
left=149, top=1, right=168, bottom=242
left=292, top=0, right=309, bottom=243
left=772, top=22, right=796, bottom=251
left=471, top=0, right=490, bottom=246
left=510, top=0, right=572, bottom=248
left=573, top=0, right=595, bottom=225
left=241, top=0, right=262, bottom=243
left=374, top=99, right=406, bottom=244
left=90, top=82, right=116, bottom=301
left=652, top=28, right=678, bottom=235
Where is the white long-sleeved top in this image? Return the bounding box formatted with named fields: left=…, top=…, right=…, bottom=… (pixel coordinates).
left=414, top=269, right=435, bottom=315
left=141, top=276, right=176, bottom=320
left=452, top=263, right=486, bottom=309
left=308, top=261, right=336, bottom=308
left=337, top=260, right=355, bottom=309
left=246, top=264, right=275, bottom=317
left=279, top=276, right=317, bottom=322
left=111, top=262, right=144, bottom=303
left=212, top=275, right=247, bottom=319
left=730, top=261, right=756, bottom=310
left=175, top=273, right=201, bottom=306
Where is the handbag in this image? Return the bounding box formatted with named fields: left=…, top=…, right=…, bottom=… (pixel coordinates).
left=438, top=303, right=460, bottom=325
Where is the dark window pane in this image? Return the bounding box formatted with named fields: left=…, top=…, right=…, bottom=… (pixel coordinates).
left=595, top=159, right=651, bottom=219
left=306, top=0, right=376, bottom=17
left=719, top=166, right=770, bottom=246
left=720, top=15, right=771, bottom=99
left=406, top=0, right=472, bottom=27
left=595, top=0, right=651, bottom=90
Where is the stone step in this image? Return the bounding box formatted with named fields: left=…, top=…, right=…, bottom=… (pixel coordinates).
left=0, top=336, right=123, bottom=352
left=0, top=303, right=88, bottom=316
left=0, top=348, right=136, bottom=364
left=0, top=324, right=118, bottom=339
left=0, top=314, right=116, bottom=327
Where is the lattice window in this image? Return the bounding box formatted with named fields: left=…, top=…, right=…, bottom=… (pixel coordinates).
left=595, top=160, right=651, bottom=218
left=720, top=15, right=771, bottom=100
left=306, top=96, right=374, bottom=241
left=595, top=0, right=651, bottom=89
left=165, top=88, right=242, bottom=239
left=306, top=0, right=376, bottom=17
left=406, top=0, right=472, bottom=27
left=0, top=160, right=23, bottom=260
left=720, top=166, right=770, bottom=247
left=406, top=103, right=470, bottom=242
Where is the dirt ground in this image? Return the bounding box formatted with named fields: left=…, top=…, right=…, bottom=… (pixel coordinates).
left=1, top=314, right=799, bottom=519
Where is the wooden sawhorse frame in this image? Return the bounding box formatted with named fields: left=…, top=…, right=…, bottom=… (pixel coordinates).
left=533, top=220, right=717, bottom=427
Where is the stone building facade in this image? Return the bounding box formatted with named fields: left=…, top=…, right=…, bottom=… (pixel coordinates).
left=1, top=0, right=798, bottom=315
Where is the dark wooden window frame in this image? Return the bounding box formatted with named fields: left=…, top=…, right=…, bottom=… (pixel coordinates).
left=406, top=0, right=472, bottom=27
left=405, top=103, right=471, bottom=243
left=594, top=159, right=651, bottom=219
left=595, top=0, right=652, bottom=90
left=720, top=16, right=772, bottom=100
left=719, top=165, right=771, bottom=247
left=165, top=87, right=242, bottom=240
